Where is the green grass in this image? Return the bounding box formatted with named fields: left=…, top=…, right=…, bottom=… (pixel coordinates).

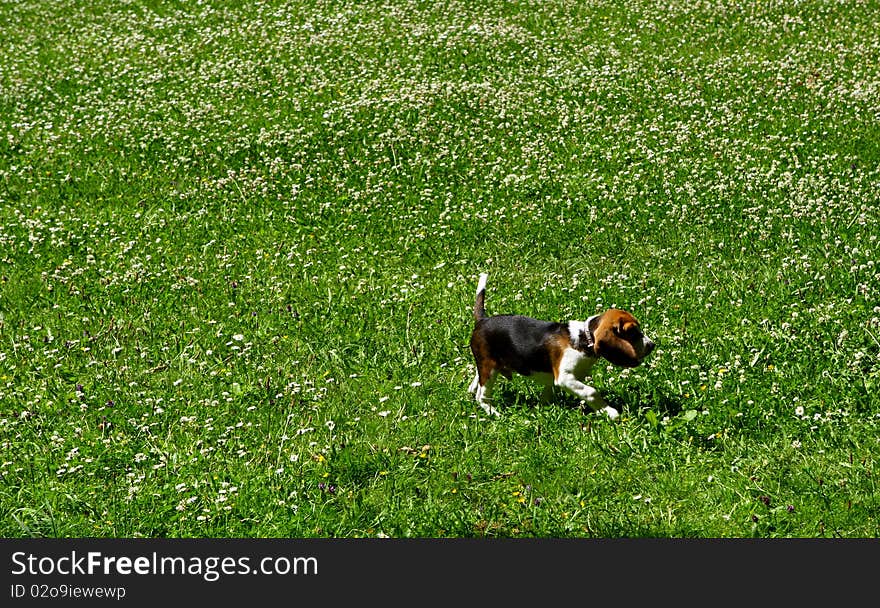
left=1, top=0, right=879, bottom=537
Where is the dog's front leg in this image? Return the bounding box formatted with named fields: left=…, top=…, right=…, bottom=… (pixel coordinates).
left=555, top=374, right=619, bottom=420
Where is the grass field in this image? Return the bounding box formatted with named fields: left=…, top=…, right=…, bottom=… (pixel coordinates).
left=1, top=0, right=879, bottom=537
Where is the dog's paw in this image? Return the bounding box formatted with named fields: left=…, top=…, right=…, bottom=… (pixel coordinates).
left=600, top=405, right=620, bottom=420
left=479, top=402, right=500, bottom=417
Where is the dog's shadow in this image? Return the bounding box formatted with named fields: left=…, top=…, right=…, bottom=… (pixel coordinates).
left=605, top=384, right=684, bottom=419
left=497, top=382, right=683, bottom=420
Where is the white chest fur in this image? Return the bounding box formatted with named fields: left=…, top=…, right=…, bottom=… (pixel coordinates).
left=558, top=347, right=596, bottom=380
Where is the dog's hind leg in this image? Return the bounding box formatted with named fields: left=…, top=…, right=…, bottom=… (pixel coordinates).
left=468, top=371, right=480, bottom=394
left=475, top=369, right=500, bottom=417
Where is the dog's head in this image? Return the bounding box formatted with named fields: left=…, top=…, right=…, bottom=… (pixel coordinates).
left=590, top=309, right=655, bottom=368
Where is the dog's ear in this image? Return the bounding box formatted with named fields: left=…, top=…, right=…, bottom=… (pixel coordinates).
left=614, top=317, right=640, bottom=338
left=595, top=313, right=641, bottom=368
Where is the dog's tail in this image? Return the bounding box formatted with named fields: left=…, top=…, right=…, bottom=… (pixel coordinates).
left=473, top=273, right=488, bottom=321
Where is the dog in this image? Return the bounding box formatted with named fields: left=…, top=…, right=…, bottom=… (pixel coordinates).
left=467, top=273, right=654, bottom=419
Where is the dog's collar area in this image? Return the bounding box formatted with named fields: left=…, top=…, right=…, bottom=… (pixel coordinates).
left=579, top=314, right=600, bottom=354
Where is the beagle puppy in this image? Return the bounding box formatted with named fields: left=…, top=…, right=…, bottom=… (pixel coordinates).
left=468, top=273, right=654, bottom=419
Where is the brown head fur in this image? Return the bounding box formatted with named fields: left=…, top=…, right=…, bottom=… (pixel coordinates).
left=592, top=309, right=648, bottom=368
